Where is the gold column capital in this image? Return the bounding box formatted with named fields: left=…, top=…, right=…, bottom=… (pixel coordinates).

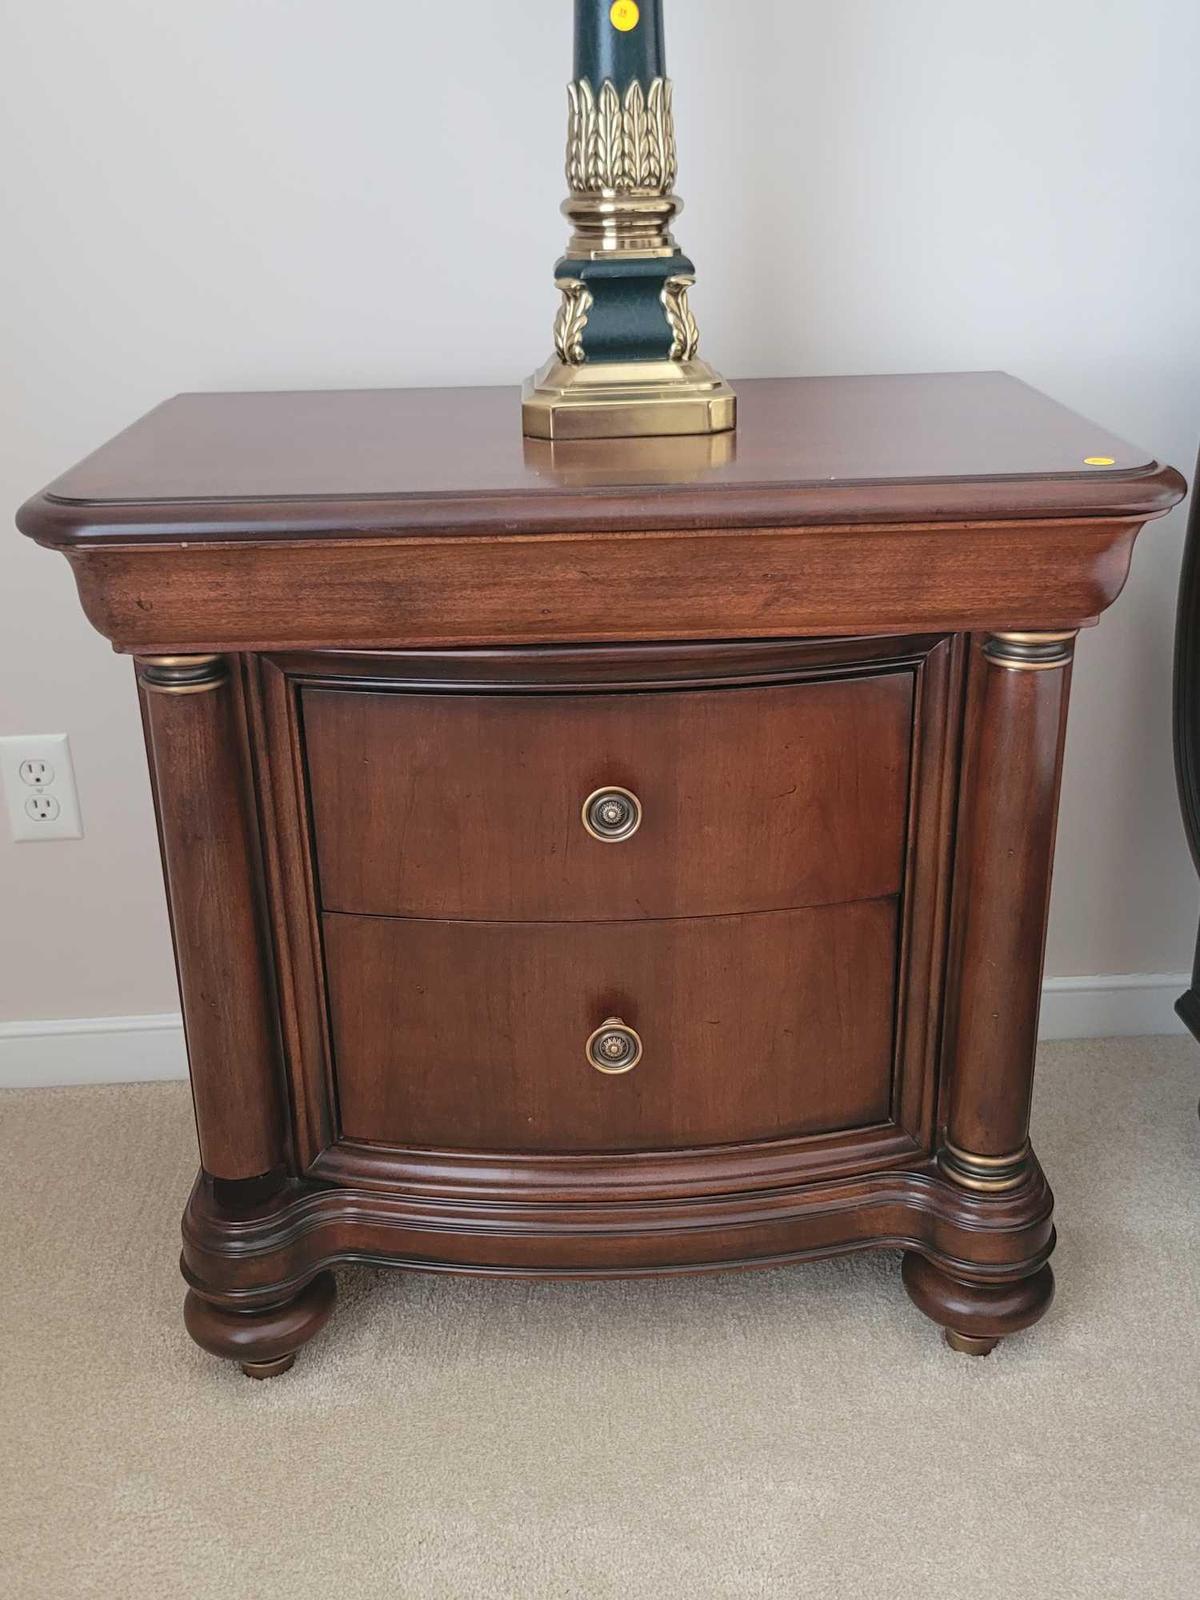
left=137, top=655, right=229, bottom=695
left=983, top=632, right=1078, bottom=672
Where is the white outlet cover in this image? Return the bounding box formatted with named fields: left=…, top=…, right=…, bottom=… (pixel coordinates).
left=0, top=734, right=84, bottom=842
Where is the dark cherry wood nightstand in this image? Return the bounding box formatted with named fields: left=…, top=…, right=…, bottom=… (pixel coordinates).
left=18, top=375, right=1185, bottom=1374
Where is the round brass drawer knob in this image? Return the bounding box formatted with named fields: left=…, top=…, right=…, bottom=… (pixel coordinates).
left=582, top=786, right=642, bottom=842
left=586, top=1018, right=643, bottom=1075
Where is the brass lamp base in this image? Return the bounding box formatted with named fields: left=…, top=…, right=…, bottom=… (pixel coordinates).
left=522, top=357, right=736, bottom=442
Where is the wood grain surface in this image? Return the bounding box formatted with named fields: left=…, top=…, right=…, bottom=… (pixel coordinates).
left=323, top=901, right=899, bottom=1153
left=304, top=673, right=913, bottom=921
left=19, top=374, right=1182, bottom=545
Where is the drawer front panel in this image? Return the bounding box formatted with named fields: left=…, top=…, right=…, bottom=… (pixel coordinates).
left=324, top=901, right=898, bottom=1153
left=304, top=674, right=913, bottom=922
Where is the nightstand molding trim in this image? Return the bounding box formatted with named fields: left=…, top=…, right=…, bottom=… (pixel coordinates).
left=61, top=522, right=1145, bottom=654
left=180, top=1159, right=1056, bottom=1312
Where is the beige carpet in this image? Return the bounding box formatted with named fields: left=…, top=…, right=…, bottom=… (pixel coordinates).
left=1, top=1038, right=1199, bottom=1600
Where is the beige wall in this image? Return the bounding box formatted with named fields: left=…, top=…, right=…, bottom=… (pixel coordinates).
left=2, top=0, right=1198, bottom=1023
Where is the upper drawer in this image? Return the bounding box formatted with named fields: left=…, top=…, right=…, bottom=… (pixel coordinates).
left=303, top=671, right=914, bottom=922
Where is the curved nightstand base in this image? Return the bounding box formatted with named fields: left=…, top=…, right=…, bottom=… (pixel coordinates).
left=180, top=1154, right=1056, bottom=1370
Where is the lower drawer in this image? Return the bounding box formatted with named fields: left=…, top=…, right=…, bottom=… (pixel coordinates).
left=323, top=901, right=898, bottom=1153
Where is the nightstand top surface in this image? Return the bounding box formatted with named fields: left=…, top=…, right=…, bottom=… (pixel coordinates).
left=20, top=373, right=1183, bottom=547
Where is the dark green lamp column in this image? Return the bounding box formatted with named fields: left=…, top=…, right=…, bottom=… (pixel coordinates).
left=522, top=0, right=736, bottom=440
left=575, top=0, right=666, bottom=84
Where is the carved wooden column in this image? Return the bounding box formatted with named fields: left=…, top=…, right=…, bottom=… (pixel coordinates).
left=903, top=629, right=1075, bottom=1354
left=138, top=654, right=334, bottom=1377
left=137, top=653, right=287, bottom=1183
left=943, top=630, right=1077, bottom=1175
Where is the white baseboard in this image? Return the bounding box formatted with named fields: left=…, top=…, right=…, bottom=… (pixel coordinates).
left=0, top=1013, right=188, bottom=1089
left=1037, top=973, right=1189, bottom=1042
left=0, top=975, right=1191, bottom=1088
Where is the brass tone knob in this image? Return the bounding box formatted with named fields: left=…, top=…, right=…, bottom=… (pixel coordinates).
left=582, top=786, right=642, bottom=842
left=586, top=1018, right=643, bottom=1075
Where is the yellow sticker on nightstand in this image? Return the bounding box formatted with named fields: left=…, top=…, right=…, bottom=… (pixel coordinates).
left=1085, top=456, right=1117, bottom=467
left=611, top=1, right=641, bottom=32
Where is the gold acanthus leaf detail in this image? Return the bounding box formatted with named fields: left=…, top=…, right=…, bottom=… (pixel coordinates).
left=565, top=78, right=677, bottom=196
left=622, top=81, right=650, bottom=191
left=553, top=278, right=594, bottom=365
left=662, top=275, right=700, bottom=362
left=647, top=78, right=676, bottom=193
left=565, top=81, right=595, bottom=194
left=594, top=80, right=623, bottom=192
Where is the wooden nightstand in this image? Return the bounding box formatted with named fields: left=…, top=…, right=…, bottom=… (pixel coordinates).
left=18, top=375, right=1185, bottom=1374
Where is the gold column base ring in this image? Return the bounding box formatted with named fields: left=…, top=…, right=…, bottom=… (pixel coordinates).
left=938, top=1140, right=1032, bottom=1193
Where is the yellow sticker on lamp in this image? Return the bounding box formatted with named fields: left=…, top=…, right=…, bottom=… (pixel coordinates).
left=1085, top=456, right=1117, bottom=467
left=611, top=1, right=640, bottom=32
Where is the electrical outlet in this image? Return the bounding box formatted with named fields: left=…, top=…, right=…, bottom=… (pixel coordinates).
left=0, top=734, right=84, bottom=841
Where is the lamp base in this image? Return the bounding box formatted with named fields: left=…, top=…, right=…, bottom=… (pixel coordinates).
left=522, top=357, right=736, bottom=442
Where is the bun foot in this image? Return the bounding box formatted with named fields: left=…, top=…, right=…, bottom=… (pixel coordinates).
left=184, top=1270, right=336, bottom=1374
left=902, top=1252, right=1053, bottom=1353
